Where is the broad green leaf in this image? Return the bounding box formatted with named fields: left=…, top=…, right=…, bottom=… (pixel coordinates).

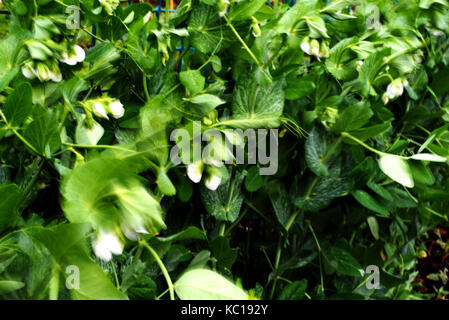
left=359, top=48, right=391, bottom=97
left=278, top=279, right=307, bottom=300
left=23, top=110, right=61, bottom=157
left=189, top=94, right=226, bottom=115
left=244, top=166, right=263, bottom=192
left=228, top=0, right=266, bottom=21
left=352, top=190, right=389, bottom=216
left=179, top=70, right=205, bottom=95
left=175, top=269, right=248, bottom=300
left=75, top=118, right=104, bottom=146
left=3, top=82, right=32, bottom=127
left=409, top=161, right=435, bottom=185
left=211, top=236, right=238, bottom=271
left=28, top=223, right=128, bottom=300
left=305, top=128, right=339, bottom=177
left=378, top=154, right=414, bottom=188
left=294, top=176, right=351, bottom=212
left=227, top=74, right=285, bottom=129
left=332, top=102, right=373, bottom=133
left=330, top=247, right=364, bottom=277
left=266, top=181, right=293, bottom=230
left=0, top=184, right=23, bottom=233
left=200, top=169, right=245, bottom=222
left=306, top=16, right=329, bottom=38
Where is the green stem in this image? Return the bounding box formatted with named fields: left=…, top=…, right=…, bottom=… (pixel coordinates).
left=0, top=110, right=41, bottom=155
left=269, top=237, right=282, bottom=299
left=307, top=221, right=324, bottom=297
left=341, top=132, right=385, bottom=156
left=224, top=15, right=261, bottom=67
left=141, top=241, right=175, bottom=300
left=143, top=73, right=151, bottom=102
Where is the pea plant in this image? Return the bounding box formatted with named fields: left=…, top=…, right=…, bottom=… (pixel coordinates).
left=0, top=0, right=449, bottom=300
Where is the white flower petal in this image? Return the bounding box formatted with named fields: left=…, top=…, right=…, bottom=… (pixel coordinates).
left=92, top=102, right=109, bottom=120
left=187, top=163, right=203, bottom=183
left=74, top=45, right=85, bottom=63
left=100, top=232, right=124, bottom=255
left=205, top=174, right=222, bottom=191
left=300, top=42, right=311, bottom=55
left=92, top=239, right=112, bottom=261
left=22, top=66, right=36, bottom=79
left=109, top=100, right=125, bottom=119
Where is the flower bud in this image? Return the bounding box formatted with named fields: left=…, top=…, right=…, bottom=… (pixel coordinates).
left=250, top=16, right=261, bottom=38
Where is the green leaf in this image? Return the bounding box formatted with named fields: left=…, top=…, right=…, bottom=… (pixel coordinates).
left=0, top=184, right=23, bottom=233
left=367, top=216, right=380, bottom=240
left=330, top=247, right=364, bottom=277
left=155, top=226, right=206, bottom=242
left=228, top=0, right=266, bottom=21
left=157, top=168, right=176, bottom=196
left=266, top=181, right=293, bottom=230
left=359, top=48, right=391, bottom=97
left=306, top=16, right=329, bottom=38
left=325, top=37, right=358, bottom=80
left=75, top=118, right=104, bottom=146
left=278, top=279, right=307, bottom=300
left=244, top=166, right=263, bottom=192
left=227, top=74, right=285, bottom=129
left=211, top=236, right=238, bottom=271
left=200, top=169, right=245, bottom=222
left=189, top=94, right=226, bottom=115
left=23, top=110, right=61, bottom=157
left=3, top=82, right=32, bottom=127
left=175, top=269, right=248, bottom=300
left=305, top=128, right=337, bottom=177
left=378, top=154, right=414, bottom=188
left=294, top=176, right=351, bottom=212
left=409, top=161, right=435, bottom=185
left=352, top=190, right=390, bottom=216
left=179, top=70, right=205, bottom=95
left=332, top=102, right=373, bottom=133
left=28, top=223, right=128, bottom=300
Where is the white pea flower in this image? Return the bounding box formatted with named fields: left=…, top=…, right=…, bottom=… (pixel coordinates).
left=382, top=92, right=389, bottom=105
left=187, top=162, right=203, bottom=183
left=318, top=41, right=329, bottom=58
left=22, top=62, right=37, bottom=79
left=386, top=78, right=404, bottom=99
left=205, top=172, right=222, bottom=191
left=109, top=100, right=125, bottom=119
left=300, top=37, right=311, bottom=55
left=60, top=45, right=85, bottom=65
left=92, top=230, right=124, bottom=262
left=92, top=101, right=109, bottom=120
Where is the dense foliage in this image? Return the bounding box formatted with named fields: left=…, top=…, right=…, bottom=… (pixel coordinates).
left=1, top=0, right=449, bottom=300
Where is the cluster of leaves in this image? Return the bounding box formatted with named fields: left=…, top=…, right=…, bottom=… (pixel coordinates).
left=1, top=0, right=449, bottom=300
